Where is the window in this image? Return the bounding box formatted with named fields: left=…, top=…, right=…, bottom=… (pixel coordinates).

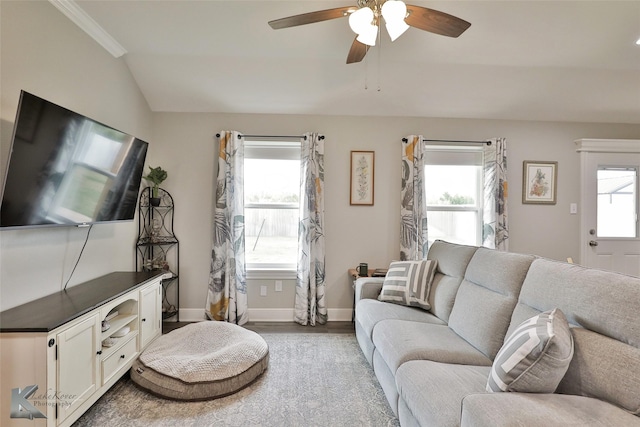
left=424, top=147, right=483, bottom=246
left=244, top=141, right=301, bottom=274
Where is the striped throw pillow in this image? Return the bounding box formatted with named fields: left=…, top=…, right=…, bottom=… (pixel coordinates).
left=378, top=260, right=438, bottom=310
left=487, top=308, right=574, bottom=393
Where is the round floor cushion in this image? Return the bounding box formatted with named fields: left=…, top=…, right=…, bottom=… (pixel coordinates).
left=131, top=321, right=269, bottom=401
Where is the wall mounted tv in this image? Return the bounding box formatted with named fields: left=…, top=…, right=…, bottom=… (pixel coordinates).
left=0, top=91, right=149, bottom=230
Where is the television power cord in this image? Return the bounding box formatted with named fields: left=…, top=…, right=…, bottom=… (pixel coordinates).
left=63, top=224, right=93, bottom=291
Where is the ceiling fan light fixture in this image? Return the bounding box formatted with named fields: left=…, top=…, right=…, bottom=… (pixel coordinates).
left=385, top=18, right=409, bottom=42
left=348, top=6, right=374, bottom=35
left=357, top=24, right=378, bottom=46
left=268, top=2, right=471, bottom=64
left=381, top=0, right=409, bottom=42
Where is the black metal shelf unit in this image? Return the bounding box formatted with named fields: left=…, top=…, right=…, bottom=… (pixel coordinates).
left=136, top=187, right=179, bottom=321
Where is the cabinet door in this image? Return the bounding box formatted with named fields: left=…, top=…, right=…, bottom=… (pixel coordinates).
left=139, top=281, right=161, bottom=350
left=56, top=314, right=100, bottom=424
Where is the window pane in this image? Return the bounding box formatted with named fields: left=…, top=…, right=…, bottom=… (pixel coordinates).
left=597, top=168, right=637, bottom=238
left=245, top=208, right=298, bottom=265
left=425, top=165, right=479, bottom=207
left=424, top=160, right=482, bottom=246
left=427, top=211, right=478, bottom=246
left=245, top=159, right=299, bottom=203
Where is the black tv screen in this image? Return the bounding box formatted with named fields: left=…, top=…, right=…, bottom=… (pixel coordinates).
left=0, top=91, right=149, bottom=229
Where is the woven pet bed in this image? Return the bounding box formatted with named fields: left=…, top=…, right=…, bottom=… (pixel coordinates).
left=131, top=321, right=269, bottom=401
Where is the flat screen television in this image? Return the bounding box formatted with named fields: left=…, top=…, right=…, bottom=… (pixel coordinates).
left=0, top=91, right=149, bottom=229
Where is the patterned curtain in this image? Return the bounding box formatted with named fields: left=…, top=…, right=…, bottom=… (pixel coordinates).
left=205, top=131, right=248, bottom=325
left=400, top=135, right=428, bottom=260
left=482, top=138, right=509, bottom=251
left=294, top=133, right=327, bottom=326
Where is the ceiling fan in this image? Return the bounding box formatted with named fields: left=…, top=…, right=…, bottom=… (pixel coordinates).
left=268, top=0, right=471, bottom=64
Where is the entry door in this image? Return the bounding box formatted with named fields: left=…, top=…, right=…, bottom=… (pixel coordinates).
left=577, top=139, right=640, bottom=276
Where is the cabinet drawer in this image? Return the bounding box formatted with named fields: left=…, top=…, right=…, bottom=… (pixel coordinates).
left=102, top=336, right=137, bottom=384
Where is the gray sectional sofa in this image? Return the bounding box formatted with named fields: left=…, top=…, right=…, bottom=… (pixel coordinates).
left=354, top=240, right=640, bottom=426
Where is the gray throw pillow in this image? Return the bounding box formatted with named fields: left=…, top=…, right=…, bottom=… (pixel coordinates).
left=378, top=259, right=437, bottom=310
left=487, top=308, right=574, bottom=393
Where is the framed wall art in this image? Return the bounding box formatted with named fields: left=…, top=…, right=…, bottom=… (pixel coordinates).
left=350, top=151, right=374, bottom=205
left=522, top=160, right=558, bottom=204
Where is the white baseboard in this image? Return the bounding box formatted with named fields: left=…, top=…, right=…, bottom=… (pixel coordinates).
left=175, top=308, right=353, bottom=323
left=176, top=308, right=207, bottom=322
left=249, top=308, right=295, bottom=322
left=327, top=308, right=353, bottom=322
left=248, top=308, right=353, bottom=322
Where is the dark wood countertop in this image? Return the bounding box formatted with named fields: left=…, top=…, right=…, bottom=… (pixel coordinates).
left=0, top=271, right=162, bottom=333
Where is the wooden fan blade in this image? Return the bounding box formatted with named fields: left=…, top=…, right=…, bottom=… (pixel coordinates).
left=405, top=5, right=471, bottom=37
left=346, top=37, right=369, bottom=64
left=269, top=6, right=356, bottom=29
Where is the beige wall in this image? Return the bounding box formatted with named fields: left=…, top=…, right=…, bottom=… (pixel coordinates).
left=0, top=1, right=153, bottom=310
left=152, top=113, right=640, bottom=320
left=1, top=1, right=639, bottom=319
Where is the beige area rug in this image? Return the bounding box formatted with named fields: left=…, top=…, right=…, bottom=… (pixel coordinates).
left=73, top=333, right=400, bottom=427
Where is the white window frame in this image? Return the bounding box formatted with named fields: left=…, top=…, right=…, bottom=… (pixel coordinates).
left=424, top=145, right=484, bottom=246
left=244, top=140, right=301, bottom=279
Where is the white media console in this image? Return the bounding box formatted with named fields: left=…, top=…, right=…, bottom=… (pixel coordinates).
left=0, top=271, right=163, bottom=427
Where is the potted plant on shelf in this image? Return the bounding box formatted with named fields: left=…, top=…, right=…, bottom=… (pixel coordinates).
left=143, top=166, right=168, bottom=206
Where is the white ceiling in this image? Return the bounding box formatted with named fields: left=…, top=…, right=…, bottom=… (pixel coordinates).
left=68, top=0, right=640, bottom=123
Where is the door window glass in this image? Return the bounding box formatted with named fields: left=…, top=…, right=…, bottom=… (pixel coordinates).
left=597, top=167, right=638, bottom=238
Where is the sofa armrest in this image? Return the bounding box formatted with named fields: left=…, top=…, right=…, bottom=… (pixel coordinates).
left=460, top=392, right=639, bottom=427
left=355, top=277, right=385, bottom=302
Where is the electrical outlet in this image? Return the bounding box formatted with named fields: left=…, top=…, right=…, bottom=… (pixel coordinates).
left=260, top=285, right=267, bottom=297
left=275, top=280, right=283, bottom=292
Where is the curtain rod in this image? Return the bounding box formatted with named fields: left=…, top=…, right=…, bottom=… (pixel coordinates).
left=402, top=138, right=491, bottom=146
left=215, top=133, right=325, bottom=140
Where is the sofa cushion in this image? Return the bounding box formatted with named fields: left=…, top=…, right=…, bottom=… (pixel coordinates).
left=356, top=299, right=445, bottom=341
left=511, top=258, right=640, bottom=414
left=355, top=299, right=445, bottom=366
left=448, top=248, right=536, bottom=360
left=426, top=240, right=479, bottom=322
left=378, top=259, right=437, bottom=309
left=372, top=320, right=492, bottom=373
left=460, top=393, right=640, bottom=427
left=509, top=258, right=640, bottom=349
left=427, top=240, right=478, bottom=278
left=396, top=360, right=490, bottom=427
left=557, top=327, right=640, bottom=416
left=487, top=308, right=574, bottom=393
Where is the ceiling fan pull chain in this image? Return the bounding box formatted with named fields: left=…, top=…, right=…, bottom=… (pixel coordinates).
left=364, top=45, right=369, bottom=90
left=364, top=68, right=368, bottom=91
left=377, top=24, right=382, bottom=92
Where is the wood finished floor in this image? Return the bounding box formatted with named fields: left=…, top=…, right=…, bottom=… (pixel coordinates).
left=163, top=321, right=355, bottom=334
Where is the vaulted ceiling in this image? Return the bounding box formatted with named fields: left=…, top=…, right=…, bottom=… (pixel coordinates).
left=63, top=1, right=640, bottom=123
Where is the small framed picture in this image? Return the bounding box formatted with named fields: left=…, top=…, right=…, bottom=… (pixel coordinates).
left=522, top=161, right=558, bottom=204
left=350, top=151, right=374, bottom=205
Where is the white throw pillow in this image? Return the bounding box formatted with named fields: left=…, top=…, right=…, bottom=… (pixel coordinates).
left=487, top=308, right=574, bottom=393
left=378, top=259, right=437, bottom=310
